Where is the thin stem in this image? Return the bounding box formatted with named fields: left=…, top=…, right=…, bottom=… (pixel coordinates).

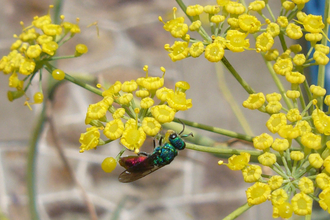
left=221, top=56, right=256, bottom=94
left=223, top=203, right=252, bottom=220
left=265, top=60, right=293, bottom=109
left=174, top=118, right=254, bottom=142
left=215, top=62, right=254, bottom=136
left=317, top=0, right=330, bottom=90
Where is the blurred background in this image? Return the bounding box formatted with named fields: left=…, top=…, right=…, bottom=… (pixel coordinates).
left=0, top=0, right=289, bottom=219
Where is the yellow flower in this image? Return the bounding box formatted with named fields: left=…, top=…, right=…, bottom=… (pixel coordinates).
left=238, top=14, right=261, bottom=33
left=316, top=173, right=330, bottom=190
left=121, top=80, right=138, bottom=93
left=204, top=5, right=220, bottom=14
left=150, top=105, right=176, bottom=123
left=246, top=182, right=271, bottom=206
left=287, top=108, right=302, bottom=122
left=282, top=1, right=295, bottom=10
left=273, top=58, right=293, bottom=76
left=204, top=41, right=225, bottom=62
left=268, top=175, right=283, bottom=190
left=79, top=126, right=100, bottom=153
left=266, top=93, right=281, bottom=102
left=296, top=120, right=312, bottom=136
left=264, top=49, right=279, bottom=61
left=248, top=1, right=265, bottom=11
left=272, top=138, right=290, bottom=152
left=277, top=16, right=289, bottom=28
left=156, top=87, right=173, bottom=102
left=171, top=22, right=188, bottom=38
left=315, top=44, right=330, bottom=54
left=290, top=151, right=304, bottom=161
left=112, top=108, right=125, bottom=119
left=303, top=14, right=324, bottom=33
left=271, top=188, right=288, bottom=206
left=225, top=30, right=250, bottom=52
left=312, top=109, right=330, bottom=135
left=210, top=15, right=225, bottom=23
left=42, top=23, right=62, bottom=36
left=290, top=44, right=303, bottom=53
left=140, top=97, right=154, bottom=109
left=8, top=73, right=23, bottom=89
left=286, top=90, right=300, bottom=99
left=217, top=0, right=230, bottom=6
left=227, top=18, right=239, bottom=28
left=242, top=92, right=265, bottom=110
left=325, top=95, right=330, bottom=106
left=291, top=193, right=312, bottom=216
left=242, top=165, right=262, bottom=183
left=166, top=41, right=189, bottom=62
left=102, top=81, right=122, bottom=97
left=278, top=124, right=300, bottom=139
left=135, top=89, right=150, bottom=98
left=305, top=33, right=322, bottom=42
left=142, top=117, right=161, bottom=136
left=292, top=0, right=309, bottom=5
left=19, top=28, right=39, bottom=42
left=256, top=32, right=274, bottom=52
left=310, top=85, right=326, bottom=96
left=285, top=71, right=305, bottom=84
left=189, top=20, right=201, bottom=31
left=266, top=113, right=287, bottom=133
left=103, top=119, right=124, bottom=140
left=319, top=187, right=330, bottom=213
left=226, top=2, right=245, bottom=15
left=308, top=153, right=323, bottom=169
left=253, top=133, right=273, bottom=150
left=37, top=34, right=53, bottom=44
left=298, top=177, right=314, bottom=194
left=10, top=39, right=22, bottom=50
left=120, top=125, right=146, bottom=151
left=301, top=132, right=321, bottom=150
left=324, top=156, right=330, bottom=173
left=86, top=101, right=108, bottom=120
left=227, top=152, right=250, bottom=170
left=118, top=93, right=133, bottom=105
left=266, top=101, right=282, bottom=114
left=266, top=23, right=280, bottom=37
left=286, top=23, right=303, bottom=40
left=314, top=50, right=329, bottom=65
left=162, top=17, right=185, bottom=32
left=26, top=45, right=42, bottom=59
left=186, top=4, right=204, bottom=17
left=166, top=91, right=192, bottom=111
left=293, top=54, right=306, bottom=66
left=19, top=59, right=36, bottom=75
left=42, top=41, right=58, bottom=56
left=175, top=81, right=190, bottom=93
left=189, top=42, right=204, bottom=58
left=258, top=152, right=276, bottom=166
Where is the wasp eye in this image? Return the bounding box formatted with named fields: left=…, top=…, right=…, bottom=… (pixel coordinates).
left=169, top=133, right=177, bottom=139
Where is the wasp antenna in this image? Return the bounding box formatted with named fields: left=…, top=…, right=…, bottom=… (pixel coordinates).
left=159, top=136, right=163, bottom=146
left=178, top=119, right=185, bottom=135
left=181, top=132, right=193, bottom=138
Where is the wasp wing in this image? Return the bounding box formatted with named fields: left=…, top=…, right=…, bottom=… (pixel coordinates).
left=118, top=153, right=165, bottom=183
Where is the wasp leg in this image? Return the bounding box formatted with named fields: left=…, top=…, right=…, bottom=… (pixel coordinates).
left=138, top=152, right=150, bottom=156
left=181, top=132, right=194, bottom=138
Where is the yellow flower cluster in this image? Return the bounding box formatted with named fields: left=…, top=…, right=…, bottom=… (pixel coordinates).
left=79, top=65, right=192, bottom=153
left=0, top=5, right=87, bottom=108
left=160, top=0, right=329, bottom=69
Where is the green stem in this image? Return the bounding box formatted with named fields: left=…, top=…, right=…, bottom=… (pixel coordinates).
left=265, top=61, right=293, bottom=109
left=215, top=63, right=254, bottom=136
left=317, top=0, right=330, bottom=89
left=223, top=203, right=252, bottom=220
left=27, top=104, right=45, bottom=220
left=175, top=0, right=211, bottom=43
left=186, top=143, right=282, bottom=164
left=173, top=118, right=254, bottom=142
left=221, top=56, right=256, bottom=94
left=278, top=34, right=288, bottom=51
